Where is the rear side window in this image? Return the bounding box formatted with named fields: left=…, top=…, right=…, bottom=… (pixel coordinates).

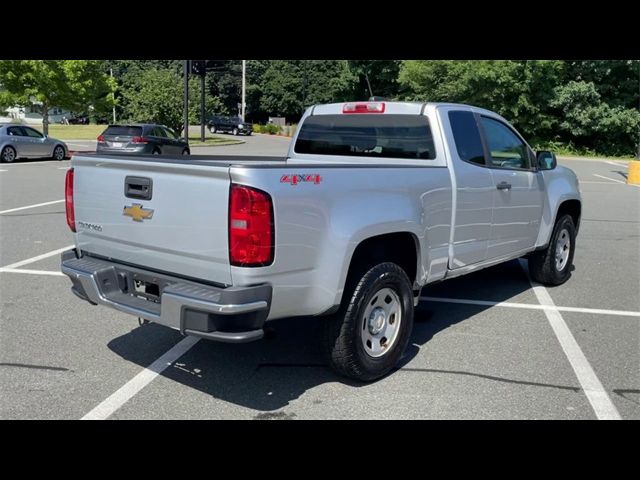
left=103, top=126, right=143, bottom=136
left=6, top=126, right=25, bottom=136
left=295, top=114, right=436, bottom=160
left=448, top=111, right=485, bottom=165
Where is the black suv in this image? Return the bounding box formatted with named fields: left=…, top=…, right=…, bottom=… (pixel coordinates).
left=207, top=116, right=252, bottom=136
left=97, top=124, right=190, bottom=156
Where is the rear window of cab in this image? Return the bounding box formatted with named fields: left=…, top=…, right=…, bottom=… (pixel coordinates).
left=294, top=114, right=436, bottom=160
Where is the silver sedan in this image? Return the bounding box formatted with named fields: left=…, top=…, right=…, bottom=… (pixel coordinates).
left=0, top=124, right=69, bottom=162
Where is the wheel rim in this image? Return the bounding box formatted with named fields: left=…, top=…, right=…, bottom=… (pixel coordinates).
left=153, top=150, right=160, bottom=155
left=183, top=149, right=189, bottom=155
left=361, top=287, right=402, bottom=358
left=3, top=147, right=15, bottom=162
left=54, top=147, right=64, bottom=159
left=555, top=228, right=571, bottom=271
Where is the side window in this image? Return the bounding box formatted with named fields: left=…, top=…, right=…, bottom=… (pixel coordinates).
left=448, top=111, right=485, bottom=166
left=480, top=116, right=530, bottom=170
left=152, top=127, right=167, bottom=138
left=162, top=127, right=178, bottom=139
left=7, top=126, right=25, bottom=136
left=23, top=127, right=44, bottom=138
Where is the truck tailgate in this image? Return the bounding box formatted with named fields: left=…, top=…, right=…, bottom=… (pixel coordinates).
left=72, top=155, right=233, bottom=285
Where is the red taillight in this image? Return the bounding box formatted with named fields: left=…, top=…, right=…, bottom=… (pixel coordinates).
left=131, top=136, right=149, bottom=144
left=343, top=102, right=386, bottom=114
left=97, top=134, right=105, bottom=142
left=229, top=184, right=274, bottom=267
left=65, top=168, right=75, bottom=232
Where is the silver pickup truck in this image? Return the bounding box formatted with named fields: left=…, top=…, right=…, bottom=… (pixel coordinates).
left=61, top=101, right=581, bottom=381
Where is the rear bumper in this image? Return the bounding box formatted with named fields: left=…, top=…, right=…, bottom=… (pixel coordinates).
left=61, top=249, right=271, bottom=343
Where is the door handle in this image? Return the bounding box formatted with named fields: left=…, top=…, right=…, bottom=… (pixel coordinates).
left=125, top=176, right=153, bottom=200
left=496, top=181, right=512, bottom=190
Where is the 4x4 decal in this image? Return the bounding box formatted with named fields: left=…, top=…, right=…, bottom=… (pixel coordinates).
left=280, top=174, right=323, bottom=185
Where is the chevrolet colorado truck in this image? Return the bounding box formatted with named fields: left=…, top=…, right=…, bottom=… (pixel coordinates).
left=61, top=101, right=581, bottom=381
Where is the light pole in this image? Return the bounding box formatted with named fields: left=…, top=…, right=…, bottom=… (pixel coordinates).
left=110, top=68, right=116, bottom=123
left=241, top=60, right=246, bottom=122
left=183, top=60, right=189, bottom=143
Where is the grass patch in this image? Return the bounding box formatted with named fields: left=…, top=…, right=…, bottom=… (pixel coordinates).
left=188, top=135, right=243, bottom=147
left=47, top=124, right=107, bottom=140
left=533, top=141, right=637, bottom=160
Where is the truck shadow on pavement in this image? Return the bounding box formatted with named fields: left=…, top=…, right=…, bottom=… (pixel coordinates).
left=107, top=259, right=570, bottom=414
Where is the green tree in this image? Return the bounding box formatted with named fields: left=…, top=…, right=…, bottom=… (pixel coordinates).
left=549, top=80, right=640, bottom=156
left=257, top=60, right=352, bottom=120
left=0, top=60, right=115, bottom=135
left=119, top=67, right=225, bottom=135
left=347, top=60, right=401, bottom=99
left=398, top=60, right=564, bottom=141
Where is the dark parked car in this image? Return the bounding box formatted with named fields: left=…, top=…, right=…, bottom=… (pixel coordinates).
left=207, top=116, right=252, bottom=136
left=96, top=124, right=190, bottom=156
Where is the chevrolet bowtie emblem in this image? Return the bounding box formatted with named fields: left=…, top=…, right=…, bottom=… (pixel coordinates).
left=123, top=203, right=154, bottom=222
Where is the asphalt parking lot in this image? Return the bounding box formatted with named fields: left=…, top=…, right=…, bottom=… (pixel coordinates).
left=1, top=135, right=638, bottom=419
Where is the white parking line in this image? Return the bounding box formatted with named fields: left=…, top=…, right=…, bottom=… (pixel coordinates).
left=82, top=336, right=200, bottom=420
left=420, top=296, right=640, bottom=318
left=603, top=160, right=628, bottom=168
left=0, top=160, right=69, bottom=166
left=519, top=260, right=621, bottom=420
left=1, top=245, right=73, bottom=270
left=0, top=268, right=65, bottom=276
left=592, top=174, right=638, bottom=187
left=0, top=199, right=64, bottom=215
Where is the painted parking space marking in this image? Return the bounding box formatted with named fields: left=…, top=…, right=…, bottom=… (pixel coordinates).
left=1, top=245, right=73, bottom=270
left=82, top=336, right=200, bottom=420
left=518, top=260, right=621, bottom=420
left=593, top=173, right=639, bottom=187
left=603, top=160, right=628, bottom=168
left=0, top=160, right=70, bottom=166
left=420, top=296, right=640, bottom=318
left=0, top=199, right=64, bottom=215
left=0, top=268, right=65, bottom=276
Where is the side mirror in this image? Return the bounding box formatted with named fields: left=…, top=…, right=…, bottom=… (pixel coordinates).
left=537, top=151, right=557, bottom=170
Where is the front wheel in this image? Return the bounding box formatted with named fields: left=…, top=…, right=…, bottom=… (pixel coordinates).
left=209, top=126, right=216, bottom=134
left=52, top=145, right=65, bottom=160
left=323, top=262, right=414, bottom=382
left=1, top=146, right=16, bottom=163
left=232, top=128, right=239, bottom=136
left=528, top=214, right=576, bottom=285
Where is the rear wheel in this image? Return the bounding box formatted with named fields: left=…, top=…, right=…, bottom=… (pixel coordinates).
left=323, top=262, right=414, bottom=382
left=52, top=145, right=65, bottom=160
left=528, top=214, right=576, bottom=285
left=152, top=148, right=161, bottom=155
left=1, top=146, right=16, bottom=163
left=182, top=148, right=190, bottom=155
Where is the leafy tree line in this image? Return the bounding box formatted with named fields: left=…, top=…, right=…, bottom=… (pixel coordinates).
left=398, top=60, right=639, bottom=157
left=2, top=60, right=637, bottom=156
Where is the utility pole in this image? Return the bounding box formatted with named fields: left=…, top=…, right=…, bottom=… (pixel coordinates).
left=183, top=60, right=189, bottom=143
left=200, top=62, right=206, bottom=143
left=241, top=60, right=246, bottom=122
left=110, top=68, right=116, bottom=123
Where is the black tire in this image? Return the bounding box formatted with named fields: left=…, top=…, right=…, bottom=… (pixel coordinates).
left=209, top=126, right=216, bottom=134
left=182, top=148, right=190, bottom=155
left=528, top=214, right=576, bottom=286
left=1, top=145, right=17, bottom=163
left=152, top=148, right=161, bottom=155
left=324, top=262, right=414, bottom=382
left=232, top=128, right=239, bottom=136
left=52, top=145, right=65, bottom=160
